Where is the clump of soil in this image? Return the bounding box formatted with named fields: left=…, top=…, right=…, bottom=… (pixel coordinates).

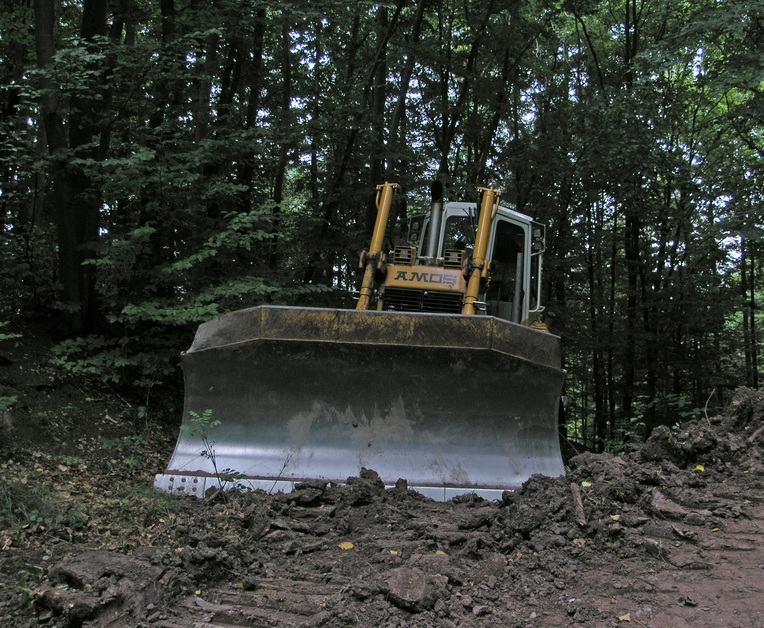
left=1, top=326, right=763, bottom=627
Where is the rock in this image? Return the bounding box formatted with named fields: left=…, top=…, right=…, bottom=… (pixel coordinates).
left=641, top=425, right=685, bottom=463
left=650, top=489, right=690, bottom=519
left=683, top=512, right=707, bottom=526
left=289, top=486, right=325, bottom=505
left=382, top=567, right=449, bottom=612
left=473, top=604, right=490, bottom=616
left=36, top=551, right=164, bottom=627
left=455, top=508, right=495, bottom=530
left=345, top=468, right=386, bottom=505
left=642, top=537, right=671, bottom=559
left=408, top=553, right=465, bottom=585
left=303, top=610, right=333, bottom=626
left=243, top=504, right=271, bottom=538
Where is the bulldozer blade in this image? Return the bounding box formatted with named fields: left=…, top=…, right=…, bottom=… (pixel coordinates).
left=155, top=306, right=566, bottom=500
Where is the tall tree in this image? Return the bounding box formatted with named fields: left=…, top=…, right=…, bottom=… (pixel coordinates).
left=35, top=0, right=110, bottom=335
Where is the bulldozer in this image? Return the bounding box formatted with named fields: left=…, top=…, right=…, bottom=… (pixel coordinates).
left=155, top=182, right=566, bottom=500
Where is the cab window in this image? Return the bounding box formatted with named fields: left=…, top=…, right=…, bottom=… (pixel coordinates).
left=485, top=220, right=526, bottom=322
left=442, top=214, right=475, bottom=255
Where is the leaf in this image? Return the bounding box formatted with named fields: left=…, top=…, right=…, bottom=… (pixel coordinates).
left=338, top=542, right=354, bottom=550
left=610, top=515, right=621, bottom=521
left=435, top=550, right=447, bottom=556
left=619, top=612, right=631, bottom=621
left=581, top=481, right=593, bottom=488
left=695, top=465, right=705, bottom=472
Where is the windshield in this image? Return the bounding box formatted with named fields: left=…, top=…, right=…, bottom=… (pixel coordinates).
left=408, top=215, right=424, bottom=246
left=442, top=215, right=475, bottom=255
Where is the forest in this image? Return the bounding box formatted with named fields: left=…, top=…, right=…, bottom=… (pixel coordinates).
left=1, top=0, right=762, bottom=452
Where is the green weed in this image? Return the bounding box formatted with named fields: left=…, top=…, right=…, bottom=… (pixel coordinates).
left=181, top=409, right=244, bottom=495
left=0, top=476, right=85, bottom=534
left=100, top=434, right=151, bottom=469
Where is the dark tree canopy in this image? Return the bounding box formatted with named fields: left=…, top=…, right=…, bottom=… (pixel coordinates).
left=1, top=0, right=763, bottom=449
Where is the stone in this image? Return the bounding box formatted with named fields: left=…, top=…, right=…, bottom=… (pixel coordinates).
left=382, top=567, right=448, bottom=612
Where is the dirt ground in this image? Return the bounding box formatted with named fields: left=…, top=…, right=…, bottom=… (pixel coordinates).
left=1, top=328, right=764, bottom=627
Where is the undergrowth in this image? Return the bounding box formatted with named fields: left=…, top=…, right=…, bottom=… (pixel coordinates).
left=0, top=475, right=86, bottom=536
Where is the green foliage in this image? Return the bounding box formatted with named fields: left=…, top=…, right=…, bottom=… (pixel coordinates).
left=50, top=334, right=179, bottom=414
left=50, top=334, right=174, bottom=387
left=0, top=477, right=85, bottom=533
left=0, top=391, right=18, bottom=412
left=1, top=0, right=762, bottom=453
left=0, top=324, right=21, bottom=411
left=184, top=408, right=221, bottom=436
left=181, top=410, right=221, bottom=473
left=100, top=434, right=152, bottom=469
left=181, top=410, right=245, bottom=494
left=0, top=322, right=21, bottom=343
left=51, top=336, right=133, bottom=382
left=14, top=565, right=44, bottom=609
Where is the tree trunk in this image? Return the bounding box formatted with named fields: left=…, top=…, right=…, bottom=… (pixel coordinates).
left=35, top=0, right=108, bottom=336
left=436, top=4, right=492, bottom=174
left=742, top=235, right=757, bottom=387
left=270, top=18, right=293, bottom=270
left=366, top=5, right=388, bottom=239
left=749, top=240, right=759, bottom=388
left=389, top=0, right=426, bottom=181
left=236, top=7, right=267, bottom=209
left=586, top=202, right=605, bottom=451
left=622, top=209, right=640, bottom=423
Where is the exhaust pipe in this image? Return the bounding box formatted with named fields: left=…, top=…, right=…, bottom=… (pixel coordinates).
left=425, top=180, right=444, bottom=260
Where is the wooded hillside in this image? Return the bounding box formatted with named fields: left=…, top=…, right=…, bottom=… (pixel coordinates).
left=1, top=0, right=762, bottom=450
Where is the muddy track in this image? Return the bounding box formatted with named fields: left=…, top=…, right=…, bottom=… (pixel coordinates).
left=146, top=482, right=764, bottom=628
left=133, top=390, right=764, bottom=627
left=560, top=485, right=764, bottom=628
left=4, top=352, right=764, bottom=628
left=157, top=577, right=344, bottom=627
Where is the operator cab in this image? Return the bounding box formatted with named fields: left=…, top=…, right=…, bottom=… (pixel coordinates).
left=408, top=203, right=545, bottom=324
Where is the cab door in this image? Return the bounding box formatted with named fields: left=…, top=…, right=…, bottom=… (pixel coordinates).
left=485, top=218, right=527, bottom=322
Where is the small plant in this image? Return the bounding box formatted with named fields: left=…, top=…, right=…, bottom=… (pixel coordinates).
left=0, top=390, right=18, bottom=412
left=100, top=434, right=151, bottom=469
left=0, top=477, right=85, bottom=539
left=15, top=564, right=44, bottom=608
left=0, top=324, right=20, bottom=412
left=0, top=321, right=21, bottom=343
left=181, top=409, right=244, bottom=496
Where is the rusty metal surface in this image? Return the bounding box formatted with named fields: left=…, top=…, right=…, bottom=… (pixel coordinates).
left=158, top=306, right=565, bottom=499
left=189, top=306, right=561, bottom=368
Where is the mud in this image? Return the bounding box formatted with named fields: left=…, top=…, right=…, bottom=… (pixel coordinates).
left=2, top=341, right=764, bottom=628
